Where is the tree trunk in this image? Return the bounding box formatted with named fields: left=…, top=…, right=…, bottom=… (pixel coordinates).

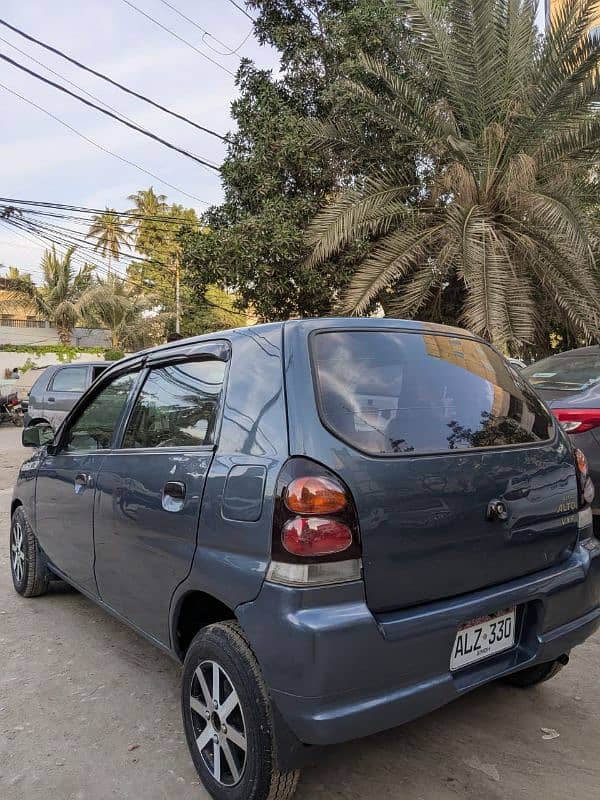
left=57, top=325, right=72, bottom=345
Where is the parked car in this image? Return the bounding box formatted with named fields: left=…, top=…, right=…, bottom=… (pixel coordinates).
left=10, top=319, right=600, bottom=800
left=24, top=362, right=109, bottom=430
left=523, top=345, right=600, bottom=533
left=507, top=356, right=527, bottom=370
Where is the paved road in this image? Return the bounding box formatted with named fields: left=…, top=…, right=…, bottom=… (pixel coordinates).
left=0, top=424, right=599, bottom=800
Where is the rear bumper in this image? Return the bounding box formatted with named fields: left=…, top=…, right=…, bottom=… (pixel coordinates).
left=237, top=537, right=600, bottom=749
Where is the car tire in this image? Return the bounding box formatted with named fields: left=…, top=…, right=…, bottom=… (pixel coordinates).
left=181, top=620, right=300, bottom=800
left=503, top=658, right=566, bottom=688
left=10, top=507, right=51, bottom=597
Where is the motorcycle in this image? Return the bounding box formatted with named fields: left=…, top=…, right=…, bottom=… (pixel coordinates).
left=0, top=391, right=25, bottom=426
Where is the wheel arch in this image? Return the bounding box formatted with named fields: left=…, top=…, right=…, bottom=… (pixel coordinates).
left=171, top=589, right=236, bottom=662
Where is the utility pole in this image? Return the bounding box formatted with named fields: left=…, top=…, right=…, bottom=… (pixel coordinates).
left=175, top=259, right=181, bottom=334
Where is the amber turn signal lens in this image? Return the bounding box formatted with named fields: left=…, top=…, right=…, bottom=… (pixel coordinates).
left=284, top=476, right=348, bottom=515
left=575, top=448, right=589, bottom=480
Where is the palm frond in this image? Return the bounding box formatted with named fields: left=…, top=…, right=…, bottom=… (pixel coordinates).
left=339, top=222, right=444, bottom=314
left=305, top=178, right=415, bottom=268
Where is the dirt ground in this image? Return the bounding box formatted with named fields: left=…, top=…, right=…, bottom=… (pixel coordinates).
left=1, top=424, right=599, bottom=800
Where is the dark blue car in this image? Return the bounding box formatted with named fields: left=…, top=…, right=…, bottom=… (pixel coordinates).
left=10, top=318, right=600, bottom=800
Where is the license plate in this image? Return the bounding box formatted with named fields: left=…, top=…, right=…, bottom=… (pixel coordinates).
left=450, top=607, right=516, bottom=671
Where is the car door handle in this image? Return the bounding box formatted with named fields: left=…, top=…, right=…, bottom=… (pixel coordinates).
left=74, top=473, right=92, bottom=492
left=164, top=481, right=186, bottom=500
left=162, top=481, right=186, bottom=512
left=47, top=397, right=55, bottom=402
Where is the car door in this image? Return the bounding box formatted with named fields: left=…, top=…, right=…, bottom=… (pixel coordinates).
left=34, top=369, right=139, bottom=594
left=93, top=347, right=228, bottom=645
left=44, top=365, right=90, bottom=430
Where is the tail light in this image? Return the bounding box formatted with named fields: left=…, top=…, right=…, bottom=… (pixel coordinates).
left=284, top=476, right=347, bottom=515
left=282, top=517, right=353, bottom=557
left=552, top=408, right=600, bottom=434
left=267, top=458, right=362, bottom=586
left=574, top=447, right=595, bottom=507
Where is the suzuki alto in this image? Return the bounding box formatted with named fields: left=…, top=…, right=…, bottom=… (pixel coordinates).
left=10, top=318, right=600, bottom=800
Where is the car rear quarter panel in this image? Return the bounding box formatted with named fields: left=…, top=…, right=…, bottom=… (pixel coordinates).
left=169, top=325, right=289, bottom=643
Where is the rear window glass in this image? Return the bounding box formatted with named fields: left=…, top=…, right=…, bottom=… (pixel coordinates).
left=523, top=354, right=600, bottom=392
left=311, top=331, right=553, bottom=455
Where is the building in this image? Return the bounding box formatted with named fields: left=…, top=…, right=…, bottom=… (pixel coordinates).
left=545, top=0, right=600, bottom=36
left=0, top=277, right=46, bottom=329
left=0, top=277, right=110, bottom=348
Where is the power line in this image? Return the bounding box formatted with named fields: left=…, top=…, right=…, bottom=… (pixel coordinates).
left=155, top=0, right=253, bottom=56
left=225, top=0, right=255, bottom=22
left=0, top=83, right=210, bottom=205
left=0, top=18, right=227, bottom=141
left=0, top=34, right=142, bottom=130
left=0, top=199, right=207, bottom=233
left=119, top=0, right=236, bottom=76
left=2, top=216, right=247, bottom=319
left=0, top=52, right=220, bottom=171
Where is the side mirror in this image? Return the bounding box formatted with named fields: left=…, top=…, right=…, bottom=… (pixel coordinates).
left=22, top=424, right=55, bottom=448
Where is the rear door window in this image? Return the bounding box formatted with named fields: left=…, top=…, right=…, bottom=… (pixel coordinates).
left=311, top=330, right=554, bottom=455
left=121, top=360, right=226, bottom=449
left=49, top=366, right=88, bottom=392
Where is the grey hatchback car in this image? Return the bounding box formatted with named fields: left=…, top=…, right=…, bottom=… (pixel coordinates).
left=24, top=361, right=109, bottom=430
left=10, top=319, right=600, bottom=800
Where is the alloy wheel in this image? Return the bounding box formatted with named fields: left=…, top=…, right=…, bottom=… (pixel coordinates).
left=11, top=521, right=25, bottom=583
left=190, top=660, right=247, bottom=786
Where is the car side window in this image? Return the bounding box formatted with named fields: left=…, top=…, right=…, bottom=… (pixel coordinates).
left=63, top=373, right=136, bottom=452
left=49, top=366, right=89, bottom=392
left=121, top=360, right=226, bottom=449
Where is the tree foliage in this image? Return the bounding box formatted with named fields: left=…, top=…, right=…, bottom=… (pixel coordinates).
left=2, top=246, right=94, bottom=344
left=78, top=274, right=156, bottom=350
left=181, top=0, right=417, bottom=321
left=127, top=187, right=198, bottom=314
left=86, top=208, right=131, bottom=273
left=305, top=0, right=600, bottom=350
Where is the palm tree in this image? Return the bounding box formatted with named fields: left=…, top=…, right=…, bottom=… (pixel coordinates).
left=305, top=0, right=600, bottom=350
left=86, top=208, right=131, bottom=275
left=4, top=266, right=32, bottom=282
left=4, top=246, right=93, bottom=344
left=78, top=275, right=153, bottom=350
left=127, top=187, right=168, bottom=220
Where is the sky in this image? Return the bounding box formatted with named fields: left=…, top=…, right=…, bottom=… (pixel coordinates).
left=0, top=1, right=546, bottom=282
left=0, top=0, right=279, bottom=280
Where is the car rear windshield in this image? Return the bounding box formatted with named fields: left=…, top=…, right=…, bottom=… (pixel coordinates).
left=311, top=330, right=554, bottom=456
left=523, top=353, right=600, bottom=392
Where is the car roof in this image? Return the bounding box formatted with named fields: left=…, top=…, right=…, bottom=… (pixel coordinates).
left=113, top=317, right=478, bottom=369
left=536, top=345, right=600, bottom=360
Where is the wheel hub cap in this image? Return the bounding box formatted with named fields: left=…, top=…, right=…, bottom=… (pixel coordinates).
left=190, top=660, right=247, bottom=786
left=11, top=522, right=25, bottom=583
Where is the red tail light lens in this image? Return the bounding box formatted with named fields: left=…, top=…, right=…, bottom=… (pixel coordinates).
left=281, top=517, right=353, bottom=557
left=553, top=408, right=600, bottom=434
left=284, top=476, right=347, bottom=515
